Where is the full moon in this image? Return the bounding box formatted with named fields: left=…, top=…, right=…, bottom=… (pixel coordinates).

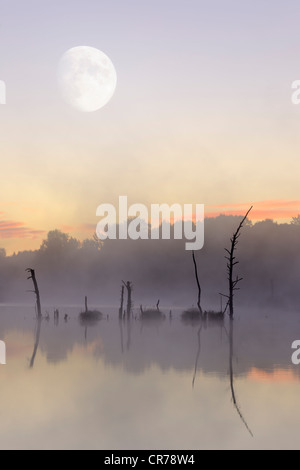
left=57, top=46, right=117, bottom=112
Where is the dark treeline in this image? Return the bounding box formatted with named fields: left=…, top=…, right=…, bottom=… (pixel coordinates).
left=1, top=214, right=300, bottom=309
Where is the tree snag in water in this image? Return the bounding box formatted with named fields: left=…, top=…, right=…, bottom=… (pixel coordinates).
left=224, top=206, right=253, bottom=318
left=26, top=268, right=42, bottom=318
left=192, top=251, right=203, bottom=314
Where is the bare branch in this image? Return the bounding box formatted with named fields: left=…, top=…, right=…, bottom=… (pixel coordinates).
left=26, top=269, right=42, bottom=318
left=192, top=251, right=203, bottom=314
left=225, top=207, right=253, bottom=317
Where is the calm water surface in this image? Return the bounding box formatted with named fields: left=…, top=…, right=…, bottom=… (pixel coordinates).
left=0, top=305, right=299, bottom=450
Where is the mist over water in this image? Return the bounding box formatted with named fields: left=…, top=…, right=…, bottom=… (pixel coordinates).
left=1, top=215, right=300, bottom=448
left=2, top=0, right=300, bottom=451
left=0, top=303, right=300, bottom=450
left=1, top=215, right=300, bottom=311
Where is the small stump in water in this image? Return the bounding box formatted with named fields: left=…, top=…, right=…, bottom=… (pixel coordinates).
left=181, top=308, right=225, bottom=327
left=140, top=308, right=165, bottom=322
left=181, top=308, right=203, bottom=325
left=79, top=310, right=103, bottom=326
left=206, top=310, right=224, bottom=325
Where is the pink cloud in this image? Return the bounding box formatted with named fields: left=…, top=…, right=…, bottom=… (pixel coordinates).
left=0, top=219, right=46, bottom=239
left=206, top=200, right=300, bottom=220
left=59, top=223, right=96, bottom=234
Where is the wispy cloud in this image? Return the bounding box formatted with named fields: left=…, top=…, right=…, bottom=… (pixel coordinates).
left=0, top=220, right=46, bottom=240
left=59, top=223, right=96, bottom=235
left=206, top=200, right=300, bottom=220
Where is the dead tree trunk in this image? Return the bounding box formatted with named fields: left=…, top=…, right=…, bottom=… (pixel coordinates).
left=26, top=268, right=42, bottom=318
left=119, top=285, right=125, bottom=319
left=192, top=251, right=203, bottom=314
left=156, top=300, right=160, bottom=312
left=85, top=296, right=88, bottom=313
left=224, top=207, right=252, bottom=318
left=122, top=281, right=133, bottom=319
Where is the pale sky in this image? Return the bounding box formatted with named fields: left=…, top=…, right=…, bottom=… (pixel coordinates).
left=1, top=0, right=300, bottom=253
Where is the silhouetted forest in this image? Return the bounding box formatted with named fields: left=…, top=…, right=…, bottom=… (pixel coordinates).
left=1, top=214, right=300, bottom=309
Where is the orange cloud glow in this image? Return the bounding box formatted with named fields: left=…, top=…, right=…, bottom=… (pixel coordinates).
left=206, top=200, right=300, bottom=221
left=0, top=220, right=46, bottom=240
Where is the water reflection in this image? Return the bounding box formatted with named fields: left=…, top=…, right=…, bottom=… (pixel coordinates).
left=0, top=305, right=299, bottom=449
left=192, top=325, right=202, bottom=388
left=228, top=319, right=253, bottom=437
left=29, top=318, right=42, bottom=369
left=18, top=306, right=300, bottom=377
